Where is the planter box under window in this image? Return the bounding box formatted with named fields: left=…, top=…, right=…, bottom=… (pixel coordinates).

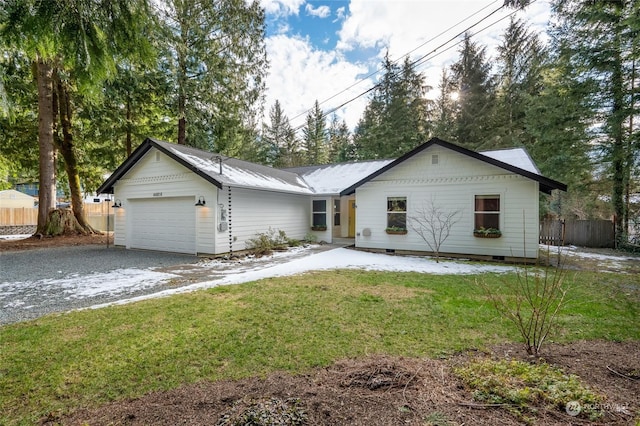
left=311, top=226, right=327, bottom=231
left=386, top=229, right=407, bottom=235
left=473, top=230, right=501, bottom=238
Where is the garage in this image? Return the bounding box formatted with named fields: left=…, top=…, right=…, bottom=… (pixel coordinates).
left=128, top=197, right=196, bottom=254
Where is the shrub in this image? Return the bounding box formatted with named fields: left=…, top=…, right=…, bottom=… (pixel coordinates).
left=478, top=245, right=569, bottom=357
left=455, top=359, right=603, bottom=420
left=245, top=228, right=290, bottom=256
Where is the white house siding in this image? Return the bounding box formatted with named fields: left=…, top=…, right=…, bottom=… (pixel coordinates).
left=215, top=186, right=310, bottom=254
left=355, top=146, right=540, bottom=259
left=112, top=148, right=217, bottom=254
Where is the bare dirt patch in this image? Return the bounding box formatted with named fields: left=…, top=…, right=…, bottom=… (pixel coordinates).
left=54, top=340, right=639, bottom=425
left=0, top=233, right=113, bottom=252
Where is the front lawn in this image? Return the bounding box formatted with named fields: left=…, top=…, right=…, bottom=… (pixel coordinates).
left=1, top=269, right=638, bottom=424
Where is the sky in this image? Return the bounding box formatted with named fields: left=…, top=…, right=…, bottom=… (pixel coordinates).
left=258, top=0, right=553, bottom=132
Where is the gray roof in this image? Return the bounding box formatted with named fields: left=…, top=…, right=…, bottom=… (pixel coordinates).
left=98, top=137, right=566, bottom=196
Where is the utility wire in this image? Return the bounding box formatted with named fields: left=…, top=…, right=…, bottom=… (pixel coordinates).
left=287, top=0, right=502, bottom=124
left=289, top=0, right=536, bottom=134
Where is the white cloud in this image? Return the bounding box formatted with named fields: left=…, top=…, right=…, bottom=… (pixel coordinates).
left=262, top=0, right=552, bottom=132
left=265, top=34, right=371, bottom=131
left=305, top=4, right=331, bottom=18
left=261, top=0, right=305, bottom=17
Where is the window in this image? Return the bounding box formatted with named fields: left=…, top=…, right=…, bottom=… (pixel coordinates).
left=431, top=154, right=439, bottom=165
left=333, top=199, right=341, bottom=226
left=312, top=200, right=327, bottom=228
left=474, top=195, right=500, bottom=230
left=387, top=197, right=407, bottom=229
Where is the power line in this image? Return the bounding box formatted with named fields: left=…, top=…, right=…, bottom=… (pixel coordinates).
left=287, top=0, right=502, bottom=124
left=289, top=0, right=537, bottom=134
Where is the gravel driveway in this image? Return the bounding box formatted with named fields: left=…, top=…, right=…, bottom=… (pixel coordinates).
left=0, top=246, right=199, bottom=325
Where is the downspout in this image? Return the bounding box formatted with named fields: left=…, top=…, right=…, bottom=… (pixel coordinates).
left=228, top=186, right=233, bottom=256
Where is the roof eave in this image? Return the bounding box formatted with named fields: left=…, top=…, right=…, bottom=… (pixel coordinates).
left=97, top=138, right=223, bottom=194
left=341, top=137, right=567, bottom=195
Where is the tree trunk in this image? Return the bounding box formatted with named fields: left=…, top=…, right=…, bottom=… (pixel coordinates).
left=54, top=72, right=97, bottom=234
left=611, top=31, right=625, bottom=247
left=35, top=57, right=57, bottom=234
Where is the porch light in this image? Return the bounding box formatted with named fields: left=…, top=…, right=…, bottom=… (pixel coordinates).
left=112, top=199, right=122, bottom=208
left=195, top=196, right=206, bottom=207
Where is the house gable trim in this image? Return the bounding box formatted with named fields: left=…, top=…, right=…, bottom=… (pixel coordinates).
left=97, top=138, right=223, bottom=194
left=339, top=137, right=567, bottom=196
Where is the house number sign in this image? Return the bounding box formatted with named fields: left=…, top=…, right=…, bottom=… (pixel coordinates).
left=153, top=192, right=162, bottom=197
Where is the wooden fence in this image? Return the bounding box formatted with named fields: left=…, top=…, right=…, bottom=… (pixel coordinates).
left=0, top=203, right=114, bottom=231
left=540, top=219, right=615, bottom=248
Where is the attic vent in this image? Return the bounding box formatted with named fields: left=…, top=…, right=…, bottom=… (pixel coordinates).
left=431, top=154, right=439, bottom=165
left=155, top=151, right=161, bottom=162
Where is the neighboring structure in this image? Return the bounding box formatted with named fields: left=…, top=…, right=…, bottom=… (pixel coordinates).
left=98, top=137, right=566, bottom=259
left=0, top=189, right=35, bottom=208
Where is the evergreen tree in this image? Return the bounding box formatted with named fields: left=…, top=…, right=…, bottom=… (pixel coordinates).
left=155, top=0, right=268, bottom=153
left=327, top=114, right=355, bottom=163
left=1, top=0, right=151, bottom=234
left=449, top=33, right=495, bottom=149
left=493, top=17, right=545, bottom=149
left=354, top=54, right=431, bottom=159
left=551, top=0, right=639, bottom=242
left=431, top=69, right=457, bottom=141
left=260, top=100, right=299, bottom=167
left=302, top=100, right=328, bottom=165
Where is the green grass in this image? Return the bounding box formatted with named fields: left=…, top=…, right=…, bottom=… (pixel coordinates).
left=1, top=269, right=638, bottom=424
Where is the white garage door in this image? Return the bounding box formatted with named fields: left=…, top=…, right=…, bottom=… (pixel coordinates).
left=129, top=197, right=196, bottom=254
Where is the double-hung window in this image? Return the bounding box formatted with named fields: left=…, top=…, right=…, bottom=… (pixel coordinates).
left=387, top=197, right=407, bottom=230
left=474, top=195, right=500, bottom=230
left=312, top=200, right=327, bottom=228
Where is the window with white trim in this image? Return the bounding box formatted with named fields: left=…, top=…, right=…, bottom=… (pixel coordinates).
left=387, top=197, right=407, bottom=229
left=474, top=195, right=500, bottom=230
left=312, top=200, right=327, bottom=228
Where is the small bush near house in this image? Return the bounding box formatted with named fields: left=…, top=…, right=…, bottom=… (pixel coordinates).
left=246, top=228, right=298, bottom=256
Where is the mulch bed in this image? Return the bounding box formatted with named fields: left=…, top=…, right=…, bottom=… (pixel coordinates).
left=52, top=340, right=639, bottom=425
left=0, top=233, right=112, bottom=252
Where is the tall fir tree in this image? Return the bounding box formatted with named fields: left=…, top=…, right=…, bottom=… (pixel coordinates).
left=260, top=100, right=299, bottom=167
left=449, top=33, right=495, bottom=149
left=327, top=114, right=355, bottom=163
left=302, top=100, right=328, bottom=165
left=155, top=0, right=268, bottom=154
left=493, top=17, right=545, bottom=149
left=551, top=0, right=639, bottom=242
left=354, top=54, right=431, bottom=159
left=1, top=0, right=152, bottom=234
left=431, top=69, right=457, bottom=141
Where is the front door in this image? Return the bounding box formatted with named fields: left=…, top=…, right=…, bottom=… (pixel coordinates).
left=348, top=199, right=356, bottom=237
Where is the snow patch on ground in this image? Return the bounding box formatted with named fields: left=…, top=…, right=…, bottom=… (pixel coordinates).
left=87, top=248, right=515, bottom=310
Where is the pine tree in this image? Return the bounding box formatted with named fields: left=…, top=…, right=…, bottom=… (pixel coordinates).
left=260, top=100, right=299, bottom=167
left=354, top=54, right=431, bottom=159
left=327, top=114, right=355, bottom=163
left=1, top=0, right=151, bottom=234
left=551, top=0, right=639, bottom=243
left=493, top=17, right=545, bottom=149
left=449, top=33, right=495, bottom=149
left=155, top=0, right=268, bottom=154
left=431, top=69, right=457, bottom=141
left=302, top=100, right=328, bottom=165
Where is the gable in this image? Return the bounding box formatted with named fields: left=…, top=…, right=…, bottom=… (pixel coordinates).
left=341, top=138, right=567, bottom=195
left=373, top=145, right=527, bottom=183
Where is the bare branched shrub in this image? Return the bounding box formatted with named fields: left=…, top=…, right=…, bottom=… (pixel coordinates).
left=408, top=197, right=461, bottom=263
left=478, top=246, right=569, bottom=356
